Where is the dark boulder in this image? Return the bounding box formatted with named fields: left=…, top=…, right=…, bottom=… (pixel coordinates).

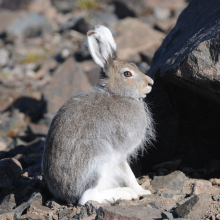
left=148, top=0, right=220, bottom=102
left=143, top=0, right=220, bottom=176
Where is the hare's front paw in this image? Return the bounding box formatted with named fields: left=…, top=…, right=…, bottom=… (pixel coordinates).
left=136, top=188, right=151, bottom=196
left=120, top=187, right=139, bottom=200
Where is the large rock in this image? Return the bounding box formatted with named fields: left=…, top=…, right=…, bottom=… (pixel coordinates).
left=43, top=57, right=91, bottom=112
left=148, top=0, right=220, bottom=102
left=115, top=18, right=165, bottom=61
left=143, top=0, right=220, bottom=173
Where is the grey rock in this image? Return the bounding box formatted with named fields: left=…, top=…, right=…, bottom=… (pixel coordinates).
left=96, top=205, right=162, bottom=220
left=0, top=194, right=16, bottom=211
left=7, top=13, right=51, bottom=38
left=151, top=171, right=188, bottom=191
left=156, top=189, right=186, bottom=201
left=161, top=211, right=174, bottom=219
left=147, top=202, right=161, bottom=210
left=175, top=194, right=210, bottom=219
left=0, top=48, right=10, bottom=66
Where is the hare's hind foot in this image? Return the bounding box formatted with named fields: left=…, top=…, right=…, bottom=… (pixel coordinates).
left=79, top=187, right=138, bottom=205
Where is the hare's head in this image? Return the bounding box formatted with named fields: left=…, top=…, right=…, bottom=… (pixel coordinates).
left=87, top=25, right=153, bottom=101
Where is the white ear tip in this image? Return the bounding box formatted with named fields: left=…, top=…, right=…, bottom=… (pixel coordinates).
left=94, top=25, right=116, bottom=52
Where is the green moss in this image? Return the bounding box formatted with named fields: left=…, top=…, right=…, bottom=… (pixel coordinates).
left=19, top=51, right=47, bottom=64
left=78, top=0, right=99, bottom=10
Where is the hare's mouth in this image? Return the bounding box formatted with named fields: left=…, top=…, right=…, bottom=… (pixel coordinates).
left=146, top=85, right=152, bottom=94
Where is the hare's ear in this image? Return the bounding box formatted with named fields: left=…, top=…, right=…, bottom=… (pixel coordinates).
left=87, top=30, right=113, bottom=68
left=94, top=25, right=116, bottom=54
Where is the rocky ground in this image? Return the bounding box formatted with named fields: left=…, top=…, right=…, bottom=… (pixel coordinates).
left=0, top=0, right=220, bottom=219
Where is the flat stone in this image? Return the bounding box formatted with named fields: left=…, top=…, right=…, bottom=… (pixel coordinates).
left=139, top=194, right=176, bottom=211
left=156, top=189, right=186, bottom=201
left=27, top=204, right=54, bottom=216
left=96, top=205, right=162, bottom=220
left=151, top=171, right=188, bottom=191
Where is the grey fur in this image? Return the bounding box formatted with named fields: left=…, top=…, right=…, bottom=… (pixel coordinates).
left=42, top=26, right=155, bottom=205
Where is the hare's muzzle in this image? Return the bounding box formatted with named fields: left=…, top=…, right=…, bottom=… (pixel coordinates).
left=145, top=75, right=154, bottom=86
left=142, top=75, right=153, bottom=95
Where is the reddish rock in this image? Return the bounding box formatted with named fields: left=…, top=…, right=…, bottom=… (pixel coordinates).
left=43, top=57, right=91, bottom=112
left=96, top=205, right=162, bottom=220
left=27, top=204, right=54, bottom=216
left=183, top=179, right=220, bottom=195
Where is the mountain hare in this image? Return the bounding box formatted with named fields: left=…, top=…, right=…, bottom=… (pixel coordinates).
left=42, top=25, right=155, bottom=205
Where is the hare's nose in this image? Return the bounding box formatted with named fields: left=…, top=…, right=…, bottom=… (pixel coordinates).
left=145, top=75, right=154, bottom=86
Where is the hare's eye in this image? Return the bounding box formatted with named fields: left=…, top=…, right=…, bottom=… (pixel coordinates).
left=124, top=71, right=132, bottom=77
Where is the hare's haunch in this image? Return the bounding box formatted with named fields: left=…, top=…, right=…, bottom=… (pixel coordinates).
left=42, top=25, right=155, bottom=205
